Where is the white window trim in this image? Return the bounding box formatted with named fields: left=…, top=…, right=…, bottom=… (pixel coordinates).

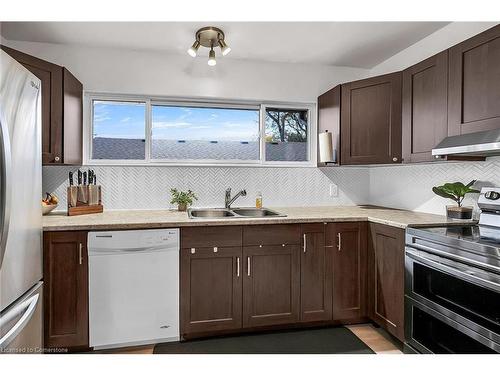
left=84, top=92, right=317, bottom=168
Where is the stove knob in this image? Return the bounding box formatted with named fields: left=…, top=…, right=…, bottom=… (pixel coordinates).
left=485, top=191, right=500, bottom=200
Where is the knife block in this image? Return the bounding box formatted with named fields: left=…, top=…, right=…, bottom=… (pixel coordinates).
left=67, top=185, right=103, bottom=216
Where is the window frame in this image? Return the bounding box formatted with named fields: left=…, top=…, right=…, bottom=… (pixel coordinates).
left=84, top=92, right=316, bottom=167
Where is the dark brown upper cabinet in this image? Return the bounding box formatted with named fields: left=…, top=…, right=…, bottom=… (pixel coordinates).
left=402, top=51, right=448, bottom=163
left=448, top=24, right=500, bottom=136
left=317, top=85, right=341, bottom=166
left=1, top=45, right=83, bottom=165
left=300, top=223, right=332, bottom=322
left=340, top=72, right=402, bottom=165
left=43, top=231, right=89, bottom=350
left=328, top=222, right=367, bottom=321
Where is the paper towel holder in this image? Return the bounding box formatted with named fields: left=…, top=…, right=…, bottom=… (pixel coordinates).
left=319, top=130, right=337, bottom=164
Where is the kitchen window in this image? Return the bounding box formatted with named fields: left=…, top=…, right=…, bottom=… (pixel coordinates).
left=86, top=95, right=315, bottom=166
left=91, top=100, right=147, bottom=160
left=151, top=104, right=260, bottom=161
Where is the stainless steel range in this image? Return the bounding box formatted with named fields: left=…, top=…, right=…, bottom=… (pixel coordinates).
left=404, top=187, right=500, bottom=354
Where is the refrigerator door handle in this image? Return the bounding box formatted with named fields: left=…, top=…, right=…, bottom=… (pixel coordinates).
left=0, top=116, right=12, bottom=269
left=0, top=293, right=39, bottom=349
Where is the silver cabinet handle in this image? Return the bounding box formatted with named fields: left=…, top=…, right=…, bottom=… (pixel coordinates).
left=247, top=256, right=251, bottom=276
left=337, top=233, right=341, bottom=251
left=237, top=257, right=240, bottom=277
left=54, top=156, right=60, bottom=162
left=303, top=234, right=307, bottom=253
left=392, top=157, right=398, bottom=162
left=79, top=243, right=83, bottom=265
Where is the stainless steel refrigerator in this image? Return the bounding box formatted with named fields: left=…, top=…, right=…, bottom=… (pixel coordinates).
left=0, top=50, right=43, bottom=353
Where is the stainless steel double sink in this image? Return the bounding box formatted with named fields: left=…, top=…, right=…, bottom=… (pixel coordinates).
left=188, top=207, right=286, bottom=219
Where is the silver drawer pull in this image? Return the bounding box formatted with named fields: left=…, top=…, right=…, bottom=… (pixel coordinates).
left=213, top=247, right=218, bottom=253
left=237, top=257, right=240, bottom=277
left=337, top=233, right=342, bottom=251
left=303, top=234, right=307, bottom=253
left=190, top=248, right=196, bottom=254
left=79, top=243, right=83, bottom=265
left=247, top=256, right=251, bottom=276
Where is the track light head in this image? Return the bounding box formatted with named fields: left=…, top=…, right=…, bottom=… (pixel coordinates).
left=187, top=40, right=200, bottom=57
left=208, top=47, right=217, bottom=66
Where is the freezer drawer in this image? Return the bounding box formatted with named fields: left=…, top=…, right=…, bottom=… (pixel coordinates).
left=0, top=282, right=43, bottom=354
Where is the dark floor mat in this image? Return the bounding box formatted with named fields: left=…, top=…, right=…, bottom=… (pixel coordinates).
left=154, top=326, right=374, bottom=354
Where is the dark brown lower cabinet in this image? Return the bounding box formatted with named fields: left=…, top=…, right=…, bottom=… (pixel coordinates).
left=300, top=223, right=332, bottom=322
left=328, top=222, right=367, bottom=321
left=180, top=246, right=242, bottom=336
left=43, top=231, right=89, bottom=350
left=368, top=223, right=405, bottom=341
left=243, top=245, right=300, bottom=328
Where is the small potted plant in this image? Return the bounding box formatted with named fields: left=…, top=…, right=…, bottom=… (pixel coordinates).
left=432, top=180, right=479, bottom=219
left=170, top=188, right=197, bottom=212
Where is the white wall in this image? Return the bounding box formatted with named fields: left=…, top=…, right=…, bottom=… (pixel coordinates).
left=1, top=39, right=369, bottom=103
left=370, top=22, right=498, bottom=76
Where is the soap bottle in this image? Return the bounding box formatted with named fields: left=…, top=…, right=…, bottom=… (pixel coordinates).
left=255, top=191, right=263, bottom=209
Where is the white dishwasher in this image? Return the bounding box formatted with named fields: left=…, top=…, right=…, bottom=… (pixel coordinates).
left=88, top=228, right=179, bottom=349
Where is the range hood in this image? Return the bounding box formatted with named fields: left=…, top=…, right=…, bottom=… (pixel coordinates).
left=432, top=129, right=500, bottom=157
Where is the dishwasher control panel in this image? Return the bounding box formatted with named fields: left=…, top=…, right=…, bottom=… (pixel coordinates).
left=88, top=228, right=180, bottom=253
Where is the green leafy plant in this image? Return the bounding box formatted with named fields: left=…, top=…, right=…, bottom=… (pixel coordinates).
left=170, top=188, right=197, bottom=207
left=432, top=180, right=479, bottom=207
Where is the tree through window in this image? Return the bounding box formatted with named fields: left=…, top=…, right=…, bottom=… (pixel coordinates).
left=265, top=108, right=309, bottom=161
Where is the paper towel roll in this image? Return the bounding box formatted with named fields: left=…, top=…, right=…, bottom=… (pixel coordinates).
left=319, top=131, right=334, bottom=163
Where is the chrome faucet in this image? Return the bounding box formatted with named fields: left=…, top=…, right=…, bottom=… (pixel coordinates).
left=225, top=188, right=247, bottom=209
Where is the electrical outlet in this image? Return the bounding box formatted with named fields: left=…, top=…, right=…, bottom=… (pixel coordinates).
left=329, top=183, right=338, bottom=197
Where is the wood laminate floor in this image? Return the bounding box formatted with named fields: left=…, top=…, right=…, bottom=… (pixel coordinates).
left=98, top=324, right=402, bottom=354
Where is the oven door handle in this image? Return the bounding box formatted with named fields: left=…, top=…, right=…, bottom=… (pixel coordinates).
left=406, top=248, right=500, bottom=293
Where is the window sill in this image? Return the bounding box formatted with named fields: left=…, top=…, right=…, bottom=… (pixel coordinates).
left=83, top=160, right=317, bottom=168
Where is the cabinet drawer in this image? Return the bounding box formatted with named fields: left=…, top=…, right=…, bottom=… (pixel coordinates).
left=243, top=224, right=301, bottom=246
left=181, top=226, right=242, bottom=248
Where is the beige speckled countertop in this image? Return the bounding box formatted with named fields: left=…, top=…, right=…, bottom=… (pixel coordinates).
left=42, top=206, right=475, bottom=231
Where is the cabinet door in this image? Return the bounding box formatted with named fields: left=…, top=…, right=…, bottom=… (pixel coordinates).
left=180, top=246, right=242, bottom=336
left=62, top=68, right=83, bottom=165
left=368, top=223, right=405, bottom=341
left=1, top=45, right=63, bottom=165
left=243, top=245, right=300, bottom=328
left=317, top=85, right=341, bottom=166
left=402, top=51, right=448, bottom=163
left=300, top=223, right=332, bottom=322
left=43, top=231, right=88, bottom=350
left=341, top=72, right=402, bottom=165
left=328, top=222, right=367, bottom=320
left=448, top=24, right=500, bottom=135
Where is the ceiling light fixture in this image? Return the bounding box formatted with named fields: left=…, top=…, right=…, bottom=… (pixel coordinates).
left=187, top=26, right=230, bottom=66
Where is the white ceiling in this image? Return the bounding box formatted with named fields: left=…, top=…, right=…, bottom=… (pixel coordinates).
left=0, top=22, right=449, bottom=68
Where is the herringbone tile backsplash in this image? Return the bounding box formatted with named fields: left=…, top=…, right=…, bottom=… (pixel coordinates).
left=43, top=166, right=370, bottom=210
left=42, top=157, right=500, bottom=214
left=369, top=157, right=500, bottom=216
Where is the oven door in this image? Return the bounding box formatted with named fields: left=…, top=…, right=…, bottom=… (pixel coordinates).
left=405, top=297, right=499, bottom=353
left=405, top=247, right=500, bottom=352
